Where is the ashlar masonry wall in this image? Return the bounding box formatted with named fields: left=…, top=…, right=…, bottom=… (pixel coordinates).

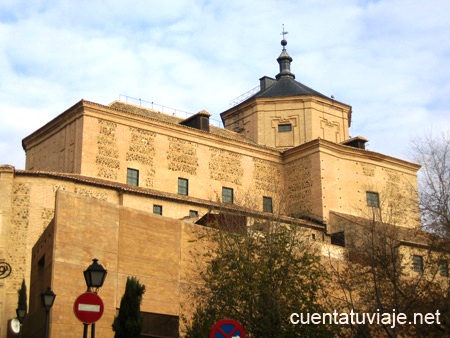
left=28, top=190, right=205, bottom=338
left=79, top=104, right=284, bottom=212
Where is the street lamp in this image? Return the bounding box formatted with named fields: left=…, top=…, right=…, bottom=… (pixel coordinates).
left=41, top=287, right=56, bottom=338
left=83, top=259, right=107, bottom=338
left=83, top=258, right=107, bottom=293
left=16, top=306, right=26, bottom=322
left=16, top=305, right=26, bottom=338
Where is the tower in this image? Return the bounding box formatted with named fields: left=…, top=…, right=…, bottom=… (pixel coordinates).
left=221, top=37, right=352, bottom=149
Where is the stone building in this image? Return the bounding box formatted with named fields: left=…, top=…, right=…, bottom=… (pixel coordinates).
left=0, top=39, right=424, bottom=337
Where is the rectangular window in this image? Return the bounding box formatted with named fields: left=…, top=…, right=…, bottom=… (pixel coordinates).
left=366, top=191, right=380, bottom=207
left=178, top=178, right=189, bottom=195
left=439, top=261, right=449, bottom=277
left=263, top=196, right=273, bottom=213
left=126, top=168, right=139, bottom=186
left=222, top=187, right=234, bottom=204
left=153, top=205, right=162, bottom=215
left=189, top=210, right=198, bottom=217
left=413, top=255, right=423, bottom=272
left=330, top=231, right=345, bottom=247
left=278, top=123, right=292, bottom=132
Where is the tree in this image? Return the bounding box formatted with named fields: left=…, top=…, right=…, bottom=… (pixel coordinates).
left=17, top=279, right=27, bottom=313
left=412, top=131, right=450, bottom=238
left=326, top=187, right=450, bottom=337
left=184, top=215, right=337, bottom=338
left=112, top=276, right=146, bottom=338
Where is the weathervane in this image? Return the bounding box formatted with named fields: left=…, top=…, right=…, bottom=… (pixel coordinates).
left=280, top=24, right=289, bottom=49
left=281, top=24, right=288, bottom=40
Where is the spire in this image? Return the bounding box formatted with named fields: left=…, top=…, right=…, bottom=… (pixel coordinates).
left=276, top=25, right=295, bottom=80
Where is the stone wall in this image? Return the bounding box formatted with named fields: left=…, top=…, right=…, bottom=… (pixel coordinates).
left=26, top=190, right=205, bottom=338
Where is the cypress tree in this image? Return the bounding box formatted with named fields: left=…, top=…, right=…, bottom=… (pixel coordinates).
left=112, top=276, right=146, bottom=338
left=17, top=279, right=27, bottom=313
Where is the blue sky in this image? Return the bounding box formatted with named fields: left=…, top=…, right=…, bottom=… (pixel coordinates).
left=1, top=0, right=450, bottom=168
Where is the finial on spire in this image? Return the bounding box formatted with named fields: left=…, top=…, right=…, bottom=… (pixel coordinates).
left=280, top=24, right=288, bottom=49
left=276, top=24, right=295, bottom=80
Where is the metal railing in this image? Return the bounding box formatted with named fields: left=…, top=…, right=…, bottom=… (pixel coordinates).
left=229, top=85, right=260, bottom=107
left=118, top=94, right=223, bottom=127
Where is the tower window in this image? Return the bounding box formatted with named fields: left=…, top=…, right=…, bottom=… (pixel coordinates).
left=366, top=191, right=379, bottom=207
left=263, top=196, right=273, bottom=213
left=127, top=168, right=139, bottom=186
left=222, top=187, right=234, bottom=204
left=278, top=123, right=292, bottom=132
left=178, top=178, right=189, bottom=195
left=413, top=255, right=423, bottom=272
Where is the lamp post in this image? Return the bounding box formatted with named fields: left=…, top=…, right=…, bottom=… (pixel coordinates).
left=16, top=306, right=26, bottom=338
left=41, top=287, right=56, bottom=338
left=84, top=258, right=107, bottom=293
left=83, top=259, right=107, bottom=338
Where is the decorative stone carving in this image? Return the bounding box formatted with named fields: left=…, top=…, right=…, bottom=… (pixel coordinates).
left=9, top=183, right=30, bottom=286
left=385, top=169, right=400, bottom=183
left=144, top=169, right=156, bottom=187
left=209, top=148, right=243, bottom=185
left=52, top=184, right=67, bottom=192
left=285, top=157, right=313, bottom=215
left=41, top=208, right=54, bottom=229
left=98, top=145, right=119, bottom=158
left=96, top=119, right=119, bottom=179
left=271, top=117, right=297, bottom=148
left=167, top=137, right=198, bottom=175
left=97, top=167, right=118, bottom=180
left=385, top=168, right=401, bottom=195
left=126, top=127, right=156, bottom=166
left=75, top=187, right=107, bottom=201
left=320, top=118, right=340, bottom=143
left=361, top=163, right=376, bottom=176
left=96, top=156, right=120, bottom=169
left=253, top=158, right=281, bottom=193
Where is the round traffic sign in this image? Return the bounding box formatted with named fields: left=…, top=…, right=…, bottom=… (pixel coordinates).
left=73, top=292, right=104, bottom=324
left=210, top=318, right=246, bottom=338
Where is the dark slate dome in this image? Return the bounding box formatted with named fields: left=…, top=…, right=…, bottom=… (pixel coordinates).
left=254, top=76, right=330, bottom=99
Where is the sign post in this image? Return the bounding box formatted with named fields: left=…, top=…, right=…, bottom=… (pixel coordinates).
left=74, top=292, right=104, bottom=338
left=210, top=318, right=246, bottom=338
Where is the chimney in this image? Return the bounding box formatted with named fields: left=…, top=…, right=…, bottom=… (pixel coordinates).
left=259, top=76, right=276, bottom=91
left=342, top=136, right=368, bottom=150
left=180, top=110, right=211, bottom=132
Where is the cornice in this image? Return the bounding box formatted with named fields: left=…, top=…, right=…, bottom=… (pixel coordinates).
left=83, top=100, right=283, bottom=161
left=282, top=138, right=421, bottom=172
left=222, top=93, right=352, bottom=116
left=21, top=99, right=283, bottom=161
left=22, top=99, right=86, bottom=150
left=13, top=168, right=326, bottom=232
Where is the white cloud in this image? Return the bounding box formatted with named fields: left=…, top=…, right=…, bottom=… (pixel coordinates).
left=0, top=0, right=449, bottom=168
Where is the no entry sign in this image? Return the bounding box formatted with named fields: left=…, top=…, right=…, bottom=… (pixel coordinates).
left=210, top=319, right=246, bottom=338
left=73, top=292, right=104, bottom=324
